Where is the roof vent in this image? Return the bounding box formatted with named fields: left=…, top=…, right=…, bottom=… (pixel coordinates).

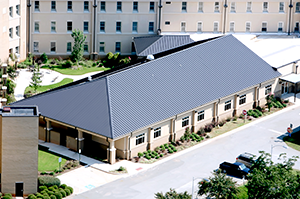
left=88, top=76, right=92, bottom=81
left=146, top=54, right=155, bottom=61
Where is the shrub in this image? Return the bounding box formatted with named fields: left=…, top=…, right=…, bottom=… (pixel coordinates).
left=38, top=176, right=61, bottom=187
left=173, top=149, right=177, bottom=152
left=168, top=149, right=174, bottom=153
left=233, top=116, right=238, bottom=121
left=28, top=194, right=37, bottom=199
left=49, top=172, right=55, bottom=176
left=44, top=197, right=50, bottom=199
left=138, top=152, right=143, bottom=158
left=164, top=143, right=169, bottom=148
left=160, top=154, right=164, bottom=157
left=283, top=103, right=287, bottom=107
left=154, top=147, right=160, bottom=152
left=4, top=193, right=12, bottom=198
left=118, top=166, right=126, bottom=171
left=2, top=197, right=12, bottom=199
left=39, top=186, right=48, bottom=192
left=60, top=184, right=67, bottom=189
left=219, top=120, right=226, bottom=127
left=40, top=171, right=47, bottom=175
left=66, top=186, right=73, bottom=194
left=50, top=195, right=56, bottom=199
left=59, top=189, right=66, bottom=198
left=247, top=109, right=254, bottom=116
left=256, top=106, right=262, bottom=112
left=197, top=127, right=205, bottom=135
left=151, top=154, right=155, bottom=158
left=40, top=53, right=48, bottom=64
left=161, top=146, right=166, bottom=151
left=155, top=156, right=159, bottom=159
left=204, top=124, right=213, bottom=132
left=253, top=113, right=259, bottom=118
left=143, top=151, right=148, bottom=155
left=284, top=99, right=289, bottom=103
left=64, top=189, right=71, bottom=196
left=54, top=191, right=62, bottom=199
left=62, top=60, right=72, bottom=68
left=239, top=113, right=244, bottom=119
left=146, top=155, right=151, bottom=160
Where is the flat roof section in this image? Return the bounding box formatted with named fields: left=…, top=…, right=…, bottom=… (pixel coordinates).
left=1, top=106, right=39, bottom=117
left=280, top=73, right=300, bottom=84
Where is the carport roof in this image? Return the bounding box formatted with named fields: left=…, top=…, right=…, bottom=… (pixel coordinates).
left=12, top=35, right=281, bottom=139
left=280, top=73, right=300, bottom=84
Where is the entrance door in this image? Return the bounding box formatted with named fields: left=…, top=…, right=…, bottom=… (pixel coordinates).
left=60, top=132, right=66, bottom=146
left=15, top=182, right=23, bottom=197
left=281, top=82, right=288, bottom=94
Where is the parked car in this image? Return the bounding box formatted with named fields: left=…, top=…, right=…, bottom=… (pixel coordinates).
left=219, top=161, right=250, bottom=179
left=236, top=152, right=257, bottom=168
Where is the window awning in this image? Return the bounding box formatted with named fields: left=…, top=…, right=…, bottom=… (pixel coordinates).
left=280, top=73, right=300, bottom=84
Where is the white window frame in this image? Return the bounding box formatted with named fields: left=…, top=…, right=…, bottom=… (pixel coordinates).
left=116, top=21, right=121, bottom=33
left=224, top=100, right=232, bottom=111
left=197, top=110, right=204, bottom=121
left=239, top=94, right=246, bottom=105
left=262, top=22, right=267, bottom=32
left=279, top=2, right=284, bottom=12
left=34, top=21, right=40, bottom=33
left=67, top=21, right=72, bottom=32
left=136, top=133, right=145, bottom=145
left=100, top=1, right=106, bottom=12
left=182, top=2, right=187, bottom=12
left=181, top=21, right=186, bottom=32
left=231, top=2, right=236, bottom=12
left=83, top=21, right=89, bottom=33
left=214, top=2, right=220, bottom=12
left=278, top=22, right=283, bottom=32
left=67, top=42, right=72, bottom=53
left=67, top=1, right=72, bottom=12
left=198, top=2, right=203, bottom=12
left=197, top=21, right=203, bottom=32
left=263, top=2, right=268, bottom=12
left=154, top=127, right=161, bottom=138
left=133, top=1, right=138, bottom=12
left=51, top=1, right=56, bottom=12
left=265, top=84, right=272, bottom=95
left=34, top=1, right=39, bottom=12
left=84, top=1, right=89, bottom=12
left=149, top=2, right=155, bottom=12
left=51, top=21, right=56, bottom=33
left=50, top=41, right=56, bottom=53
left=115, top=41, right=121, bottom=53
left=99, top=41, right=105, bottom=53
left=213, top=21, right=219, bottom=32
left=182, top=116, right=189, bottom=127
left=247, top=2, right=252, bottom=12
left=33, top=41, right=39, bottom=53
left=230, top=21, right=235, bottom=32
left=149, top=21, right=154, bottom=33
left=132, top=21, right=138, bottom=33
left=296, top=2, right=300, bottom=12
left=117, top=1, right=122, bottom=12
left=246, top=21, right=251, bottom=32
left=100, top=21, right=105, bottom=33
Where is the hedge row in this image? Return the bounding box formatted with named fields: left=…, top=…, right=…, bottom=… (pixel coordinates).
left=27, top=184, right=73, bottom=199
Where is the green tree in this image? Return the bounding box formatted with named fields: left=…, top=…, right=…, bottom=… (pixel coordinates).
left=198, top=170, right=238, bottom=199
left=246, top=151, right=300, bottom=199
left=155, top=188, right=191, bottom=199
left=6, top=78, right=16, bottom=94
left=30, top=65, right=42, bottom=93
left=70, top=29, right=86, bottom=65
left=40, top=53, right=48, bottom=64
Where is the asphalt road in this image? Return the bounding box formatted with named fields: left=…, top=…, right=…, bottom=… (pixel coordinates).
left=73, top=105, right=300, bottom=199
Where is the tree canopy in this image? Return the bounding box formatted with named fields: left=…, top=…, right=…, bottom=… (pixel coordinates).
left=155, top=188, right=191, bottom=199
left=70, top=29, right=86, bottom=64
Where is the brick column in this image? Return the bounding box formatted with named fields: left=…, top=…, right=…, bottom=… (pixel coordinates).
left=147, top=127, right=154, bottom=150
left=45, top=120, right=52, bottom=142
left=253, top=86, right=258, bottom=108
left=233, top=94, right=238, bottom=116
left=107, top=139, right=116, bottom=164
left=192, top=110, right=197, bottom=132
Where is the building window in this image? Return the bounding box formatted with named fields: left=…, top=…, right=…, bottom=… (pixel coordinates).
left=117, top=2, right=122, bottom=12
left=246, top=22, right=251, bottom=32
left=9, top=28, right=13, bottom=38
left=33, top=41, right=39, bottom=53
left=198, top=2, right=203, bottom=12
left=149, top=22, right=154, bottom=32
left=181, top=22, right=186, bottom=32
left=84, top=1, right=89, bottom=11
left=83, top=21, right=89, bottom=32
left=115, top=42, right=121, bottom=52
left=50, top=42, right=56, bottom=53
left=247, top=2, right=252, bottom=12
left=166, top=2, right=171, bottom=4
left=182, top=116, right=189, bottom=127
left=224, top=100, right=232, bottom=111
left=67, top=42, right=72, bottom=52
left=197, top=110, right=204, bottom=121
left=15, top=46, right=19, bottom=54
left=239, top=94, right=246, bottom=105
left=9, top=6, right=13, bottom=17
left=133, top=2, right=138, bottom=12
left=263, top=2, right=268, bottom=12
left=100, top=1, right=106, bottom=12
left=33, top=42, right=39, bottom=52
left=262, top=22, right=267, bottom=32
left=154, top=127, right=161, bottom=138
left=215, top=2, right=220, bottom=12
left=231, top=2, right=236, bottom=12
left=99, top=42, right=105, bottom=53
left=51, top=21, right=56, bottom=32
left=67, top=1, right=72, bottom=11
left=100, top=21, right=105, bottom=32
left=84, top=42, right=88, bottom=52
left=116, top=21, right=121, bottom=33
left=230, top=22, right=235, bottom=32
left=278, top=22, right=283, bottom=32
left=67, top=21, right=72, bottom=32
left=279, top=2, right=284, bottom=12
left=16, top=5, right=20, bottom=15
left=132, top=22, right=138, bottom=33
left=182, top=2, right=187, bottom=12
left=197, top=22, right=203, bottom=32
left=213, top=22, right=218, bottom=32
left=34, top=22, right=39, bottom=32
left=51, top=1, right=56, bottom=11
left=296, top=2, right=300, bottom=12
left=16, top=26, right=20, bottom=36
left=165, top=21, right=170, bottom=25
left=265, top=84, right=272, bottom=95
left=35, top=1, right=39, bottom=11
left=150, top=2, right=155, bottom=12
left=136, top=133, right=145, bottom=145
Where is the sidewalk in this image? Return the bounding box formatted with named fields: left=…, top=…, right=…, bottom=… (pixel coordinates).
left=44, top=97, right=300, bottom=196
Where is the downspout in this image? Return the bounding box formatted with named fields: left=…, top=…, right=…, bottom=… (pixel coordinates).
left=92, top=0, right=97, bottom=59
left=288, top=0, right=293, bottom=35
left=27, top=0, right=32, bottom=54
left=106, top=137, right=110, bottom=162
left=157, top=0, right=162, bottom=35
left=223, top=0, right=228, bottom=34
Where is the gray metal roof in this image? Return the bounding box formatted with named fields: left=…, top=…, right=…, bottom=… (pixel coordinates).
left=133, top=35, right=194, bottom=56
left=13, top=35, right=281, bottom=139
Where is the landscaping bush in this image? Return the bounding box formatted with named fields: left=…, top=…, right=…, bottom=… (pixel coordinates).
left=204, top=124, right=213, bottom=132
left=168, top=149, right=174, bottom=153
left=118, top=166, right=126, bottom=171
left=232, top=116, right=238, bottom=121
left=62, top=60, right=72, bottom=68
left=256, top=106, right=262, bottom=112
left=252, top=113, right=259, bottom=118
left=4, top=193, right=12, bottom=199
left=247, top=109, right=254, bottom=116
left=284, top=99, right=289, bottom=103
left=155, top=156, right=159, bottom=159
left=44, top=196, right=50, bottom=199
left=50, top=195, right=56, bottom=199
left=40, top=53, right=48, bottom=64
left=160, top=154, right=164, bottom=157
left=145, top=155, right=151, bottom=160
left=66, top=186, right=73, bottom=194
left=138, top=152, right=143, bottom=158
left=219, top=120, right=226, bottom=127
left=59, top=189, right=66, bottom=198
left=64, top=189, right=71, bottom=196
left=283, top=103, right=287, bottom=107
left=39, top=186, right=48, bottom=192
left=60, top=184, right=67, bottom=189
left=54, top=191, right=62, bottom=199
left=197, top=127, right=205, bottom=135
left=154, top=147, right=160, bottom=152
left=38, top=176, right=61, bottom=187
left=211, top=121, right=218, bottom=128
left=28, top=194, right=37, bottom=199
left=151, top=154, right=155, bottom=158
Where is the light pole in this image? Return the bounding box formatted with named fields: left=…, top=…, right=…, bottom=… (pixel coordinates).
left=271, top=144, right=288, bottom=161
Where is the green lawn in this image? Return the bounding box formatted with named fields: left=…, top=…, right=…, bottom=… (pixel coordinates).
left=38, top=150, right=67, bottom=172
left=25, top=78, right=73, bottom=94
left=283, top=130, right=300, bottom=151
left=42, top=65, right=110, bottom=75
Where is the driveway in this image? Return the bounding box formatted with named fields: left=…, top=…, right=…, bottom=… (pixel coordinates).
left=68, top=104, right=300, bottom=199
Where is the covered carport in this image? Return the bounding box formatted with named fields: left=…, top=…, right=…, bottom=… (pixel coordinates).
left=280, top=73, right=300, bottom=102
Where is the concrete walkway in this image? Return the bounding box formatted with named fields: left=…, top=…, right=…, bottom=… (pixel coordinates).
left=14, top=69, right=102, bottom=101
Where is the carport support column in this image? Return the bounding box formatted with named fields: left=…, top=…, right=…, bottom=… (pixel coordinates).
left=45, top=120, right=52, bottom=142
left=107, top=139, right=116, bottom=164
left=147, top=127, right=154, bottom=150
left=170, top=118, right=176, bottom=141
left=233, top=94, right=238, bottom=116
left=77, top=130, right=83, bottom=152
left=192, top=110, right=197, bottom=132
left=253, top=86, right=258, bottom=108
left=295, top=83, right=297, bottom=102
left=213, top=102, right=219, bottom=122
